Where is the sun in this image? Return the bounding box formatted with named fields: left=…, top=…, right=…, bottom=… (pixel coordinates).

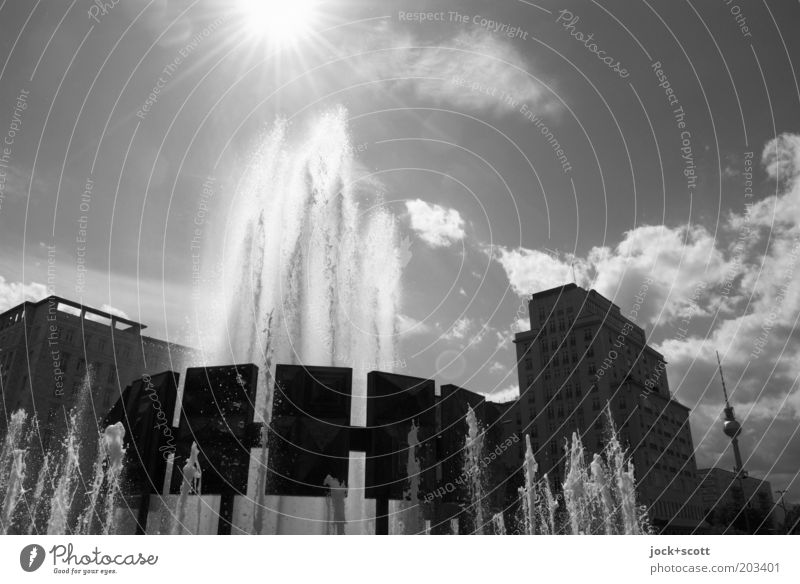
left=239, top=0, right=319, bottom=47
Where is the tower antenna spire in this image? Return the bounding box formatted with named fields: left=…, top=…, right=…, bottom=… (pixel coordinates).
left=716, top=350, right=744, bottom=475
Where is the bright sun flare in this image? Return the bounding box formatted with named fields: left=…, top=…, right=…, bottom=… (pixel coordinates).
left=240, top=0, right=319, bottom=46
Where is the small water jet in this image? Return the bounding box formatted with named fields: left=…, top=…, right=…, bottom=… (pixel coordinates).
left=464, top=406, right=487, bottom=534
left=173, top=442, right=202, bottom=535
left=516, top=409, right=649, bottom=535
left=0, top=449, right=26, bottom=534
left=78, top=423, right=127, bottom=535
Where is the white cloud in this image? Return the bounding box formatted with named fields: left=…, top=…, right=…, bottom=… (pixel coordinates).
left=646, top=133, right=800, bottom=495
left=494, top=246, right=588, bottom=297
left=441, top=316, right=472, bottom=341
left=0, top=276, right=47, bottom=313
left=761, top=132, right=800, bottom=183
left=486, top=384, right=519, bottom=403
left=405, top=28, right=552, bottom=116
left=494, top=224, right=730, bottom=326
left=488, top=360, right=504, bottom=374
left=405, top=199, right=465, bottom=248
left=488, top=134, right=800, bottom=493
left=346, top=24, right=555, bottom=117
left=396, top=313, right=433, bottom=336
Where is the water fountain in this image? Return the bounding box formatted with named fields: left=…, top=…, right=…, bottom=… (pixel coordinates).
left=516, top=410, right=649, bottom=535
left=464, top=406, right=487, bottom=534
left=0, top=409, right=28, bottom=533
left=399, top=421, right=424, bottom=534
left=217, top=107, right=405, bottom=533
left=77, top=423, right=126, bottom=535
left=0, top=449, right=26, bottom=534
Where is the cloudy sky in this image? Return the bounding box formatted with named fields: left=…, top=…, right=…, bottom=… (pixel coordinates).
left=1, top=0, right=799, bottom=500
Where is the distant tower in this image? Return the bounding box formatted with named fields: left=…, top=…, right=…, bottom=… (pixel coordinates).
left=716, top=351, right=745, bottom=476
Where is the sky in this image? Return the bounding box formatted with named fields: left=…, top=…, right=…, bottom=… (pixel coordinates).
left=1, top=0, right=799, bottom=502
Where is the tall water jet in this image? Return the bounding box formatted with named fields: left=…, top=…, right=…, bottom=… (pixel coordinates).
left=217, top=107, right=405, bottom=533
left=251, top=317, right=274, bottom=536
left=46, top=415, right=81, bottom=535
left=517, top=435, right=558, bottom=535
left=519, top=435, right=538, bottom=534
left=27, top=452, right=52, bottom=534
left=0, top=410, right=28, bottom=498
left=220, top=107, right=402, bottom=401
left=464, top=406, right=486, bottom=534
left=79, top=423, right=126, bottom=535
left=0, top=449, right=26, bottom=533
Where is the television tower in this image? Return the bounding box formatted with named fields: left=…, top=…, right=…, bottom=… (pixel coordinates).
left=716, top=351, right=746, bottom=476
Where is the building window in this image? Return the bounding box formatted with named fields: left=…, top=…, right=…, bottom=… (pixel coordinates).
left=539, top=307, right=545, bottom=322
left=584, top=328, right=593, bottom=341
left=107, top=366, right=116, bottom=384
left=525, top=358, right=533, bottom=369
left=588, top=363, right=596, bottom=375
left=587, top=346, right=594, bottom=358
left=592, top=397, right=601, bottom=410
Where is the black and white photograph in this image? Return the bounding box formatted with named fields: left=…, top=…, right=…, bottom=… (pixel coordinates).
left=0, top=0, right=799, bottom=581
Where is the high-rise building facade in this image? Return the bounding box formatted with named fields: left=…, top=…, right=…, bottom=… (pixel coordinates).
left=513, top=284, right=704, bottom=533
left=0, top=296, right=196, bottom=442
